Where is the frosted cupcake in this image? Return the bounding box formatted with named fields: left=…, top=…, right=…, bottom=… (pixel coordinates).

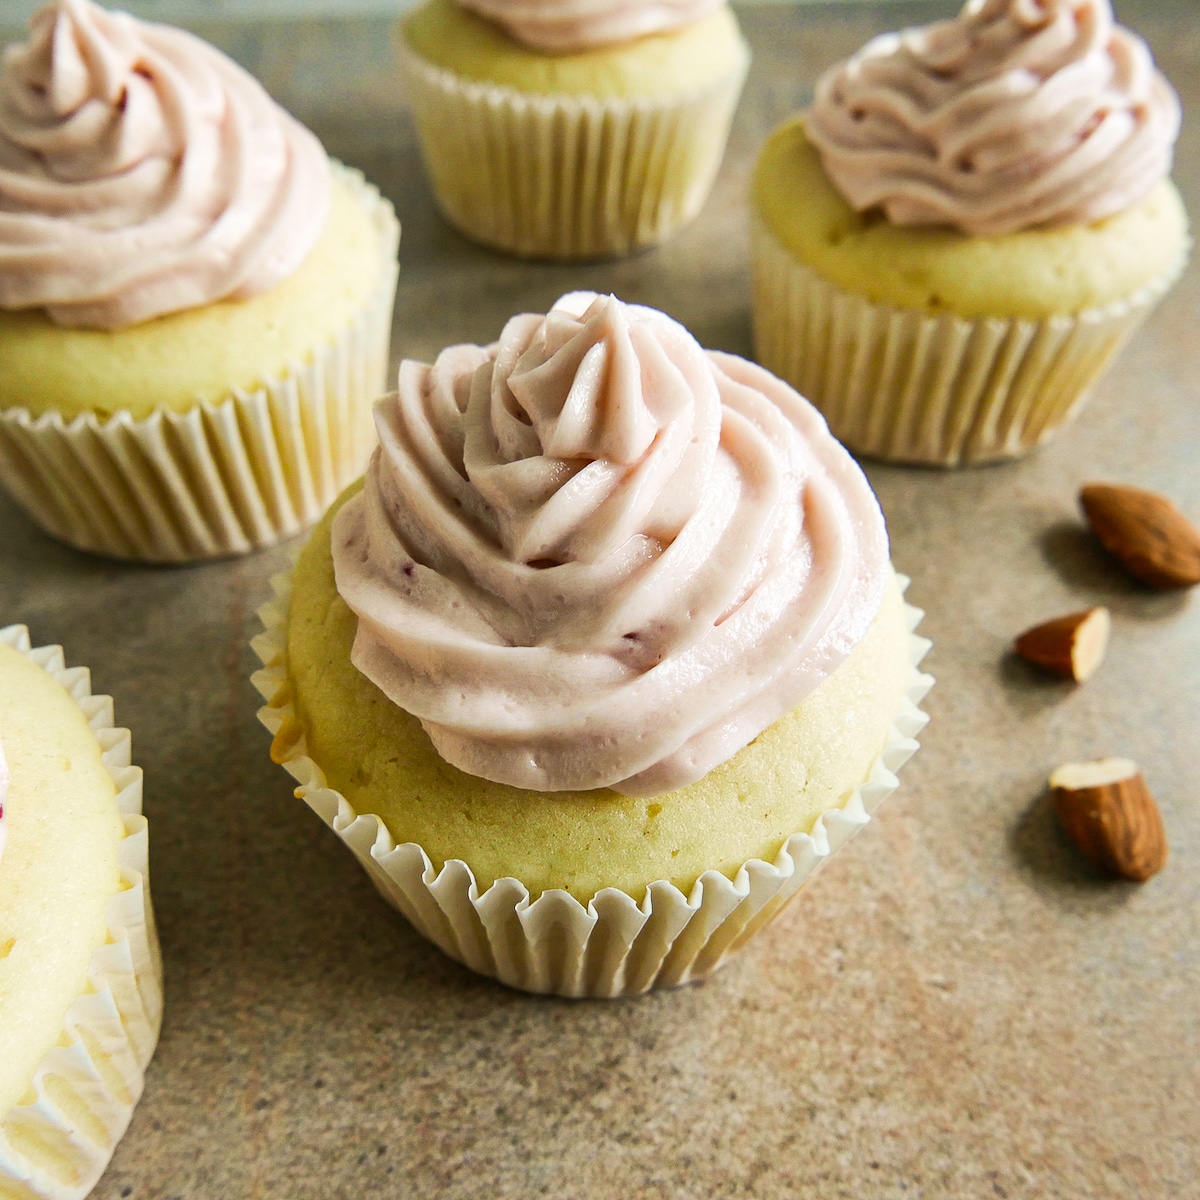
left=0, top=0, right=400, bottom=562
left=0, top=626, right=160, bottom=1199
left=752, top=0, right=1188, bottom=466
left=398, top=0, right=750, bottom=258
left=253, top=292, right=932, bottom=997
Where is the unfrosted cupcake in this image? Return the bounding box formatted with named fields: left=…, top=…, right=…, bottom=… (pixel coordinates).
left=752, top=0, right=1189, bottom=467
left=0, top=0, right=400, bottom=562
left=253, top=292, right=932, bottom=997
left=0, top=625, right=160, bottom=1199
left=398, top=0, right=750, bottom=258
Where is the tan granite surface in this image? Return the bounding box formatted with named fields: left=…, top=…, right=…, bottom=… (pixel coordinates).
left=1, top=3, right=1197, bottom=1196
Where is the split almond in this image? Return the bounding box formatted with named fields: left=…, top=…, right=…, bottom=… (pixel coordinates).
left=1080, top=483, right=1200, bottom=589
left=1014, top=607, right=1110, bottom=682
left=1050, top=758, right=1168, bottom=882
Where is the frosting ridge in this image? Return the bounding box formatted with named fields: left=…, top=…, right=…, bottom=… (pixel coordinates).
left=454, top=0, right=723, bottom=53
left=332, top=292, right=889, bottom=796
left=0, top=0, right=330, bottom=328
left=806, top=0, right=1180, bottom=236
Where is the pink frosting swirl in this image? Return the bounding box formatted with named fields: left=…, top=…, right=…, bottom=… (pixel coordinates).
left=454, top=0, right=723, bottom=53
left=806, top=0, right=1181, bottom=236
left=332, top=293, right=889, bottom=797
left=0, top=0, right=330, bottom=329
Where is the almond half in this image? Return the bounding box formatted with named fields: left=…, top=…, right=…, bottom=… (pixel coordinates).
left=1050, top=758, right=1168, bottom=882
left=1014, top=607, right=1110, bottom=682
left=1080, top=483, right=1200, bottom=589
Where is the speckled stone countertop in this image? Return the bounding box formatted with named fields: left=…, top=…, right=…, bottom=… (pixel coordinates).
left=1, top=2, right=1198, bottom=1196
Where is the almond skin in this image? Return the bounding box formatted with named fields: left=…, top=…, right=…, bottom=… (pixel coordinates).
left=1050, top=758, right=1168, bottom=882
left=1080, top=483, right=1200, bottom=589
left=1014, top=607, right=1110, bottom=682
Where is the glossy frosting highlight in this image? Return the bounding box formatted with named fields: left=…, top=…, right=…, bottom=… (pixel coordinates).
left=332, top=293, right=889, bottom=797
left=806, top=0, right=1180, bottom=236
left=454, top=0, right=723, bottom=53
left=0, top=0, right=330, bottom=329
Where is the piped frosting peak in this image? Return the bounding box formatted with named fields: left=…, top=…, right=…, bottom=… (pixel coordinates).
left=0, top=0, right=330, bottom=328
left=331, top=292, right=889, bottom=797
left=806, top=0, right=1180, bottom=236
left=455, top=0, right=723, bottom=53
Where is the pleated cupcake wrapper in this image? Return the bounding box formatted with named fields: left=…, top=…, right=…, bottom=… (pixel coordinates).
left=399, top=42, right=749, bottom=260
left=250, top=566, right=933, bottom=999
left=0, top=626, right=161, bottom=1200
left=751, top=214, right=1188, bottom=467
left=0, top=166, right=400, bottom=563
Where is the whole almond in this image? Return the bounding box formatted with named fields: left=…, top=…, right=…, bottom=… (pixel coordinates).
left=1080, top=483, right=1200, bottom=589
left=1050, top=758, right=1168, bottom=882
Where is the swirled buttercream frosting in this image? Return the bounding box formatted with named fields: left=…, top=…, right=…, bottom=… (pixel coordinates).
left=0, top=0, right=330, bottom=329
left=806, top=0, right=1181, bottom=236
left=454, top=0, right=723, bottom=53
left=332, top=293, right=889, bottom=797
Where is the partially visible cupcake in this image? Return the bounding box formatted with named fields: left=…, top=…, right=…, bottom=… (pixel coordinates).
left=0, top=0, right=400, bottom=562
left=0, top=625, right=160, bottom=1199
left=253, top=292, right=932, bottom=997
left=752, top=0, right=1189, bottom=467
left=398, top=0, right=750, bottom=259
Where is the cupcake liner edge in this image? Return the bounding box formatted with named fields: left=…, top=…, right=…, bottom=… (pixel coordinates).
left=399, top=41, right=750, bottom=260
left=251, top=569, right=933, bottom=999
left=751, top=212, right=1189, bottom=466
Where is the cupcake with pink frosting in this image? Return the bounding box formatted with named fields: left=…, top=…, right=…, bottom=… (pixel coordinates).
left=0, top=0, right=400, bottom=562
left=398, top=0, right=750, bottom=258
left=252, top=292, right=932, bottom=997
left=752, top=0, right=1189, bottom=466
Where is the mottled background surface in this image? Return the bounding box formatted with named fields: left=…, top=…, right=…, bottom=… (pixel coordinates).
left=1, top=2, right=1198, bottom=1197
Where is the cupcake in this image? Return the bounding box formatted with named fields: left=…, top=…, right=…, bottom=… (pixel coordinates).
left=752, top=0, right=1189, bottom=467
left=398, top=0, right=750, bottom=259
left=0, top=625, right=160, bottom=1199
left=0, top=0, right=400, bottom=562
left=253, top=292, right=932, bottom=998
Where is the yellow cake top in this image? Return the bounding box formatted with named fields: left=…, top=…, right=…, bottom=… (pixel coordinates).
left=0, top=170, right=385, bottom=420
left=287, top=486, right=913, bottom=901
left=754, top=117, right=1189, bottom=320
left=0, top=642, right=125, bottom=1115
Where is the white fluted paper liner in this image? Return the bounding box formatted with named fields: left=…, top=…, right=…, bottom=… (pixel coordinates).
left=0, top=626, right=162, bottom=1200
left=0, top=166, right=400, bottom=563
left=251, top=568, right=932, bottom=998
left=399, top=41, right=749, bottom=260
left=751, top=214, right=1187, bottom=467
